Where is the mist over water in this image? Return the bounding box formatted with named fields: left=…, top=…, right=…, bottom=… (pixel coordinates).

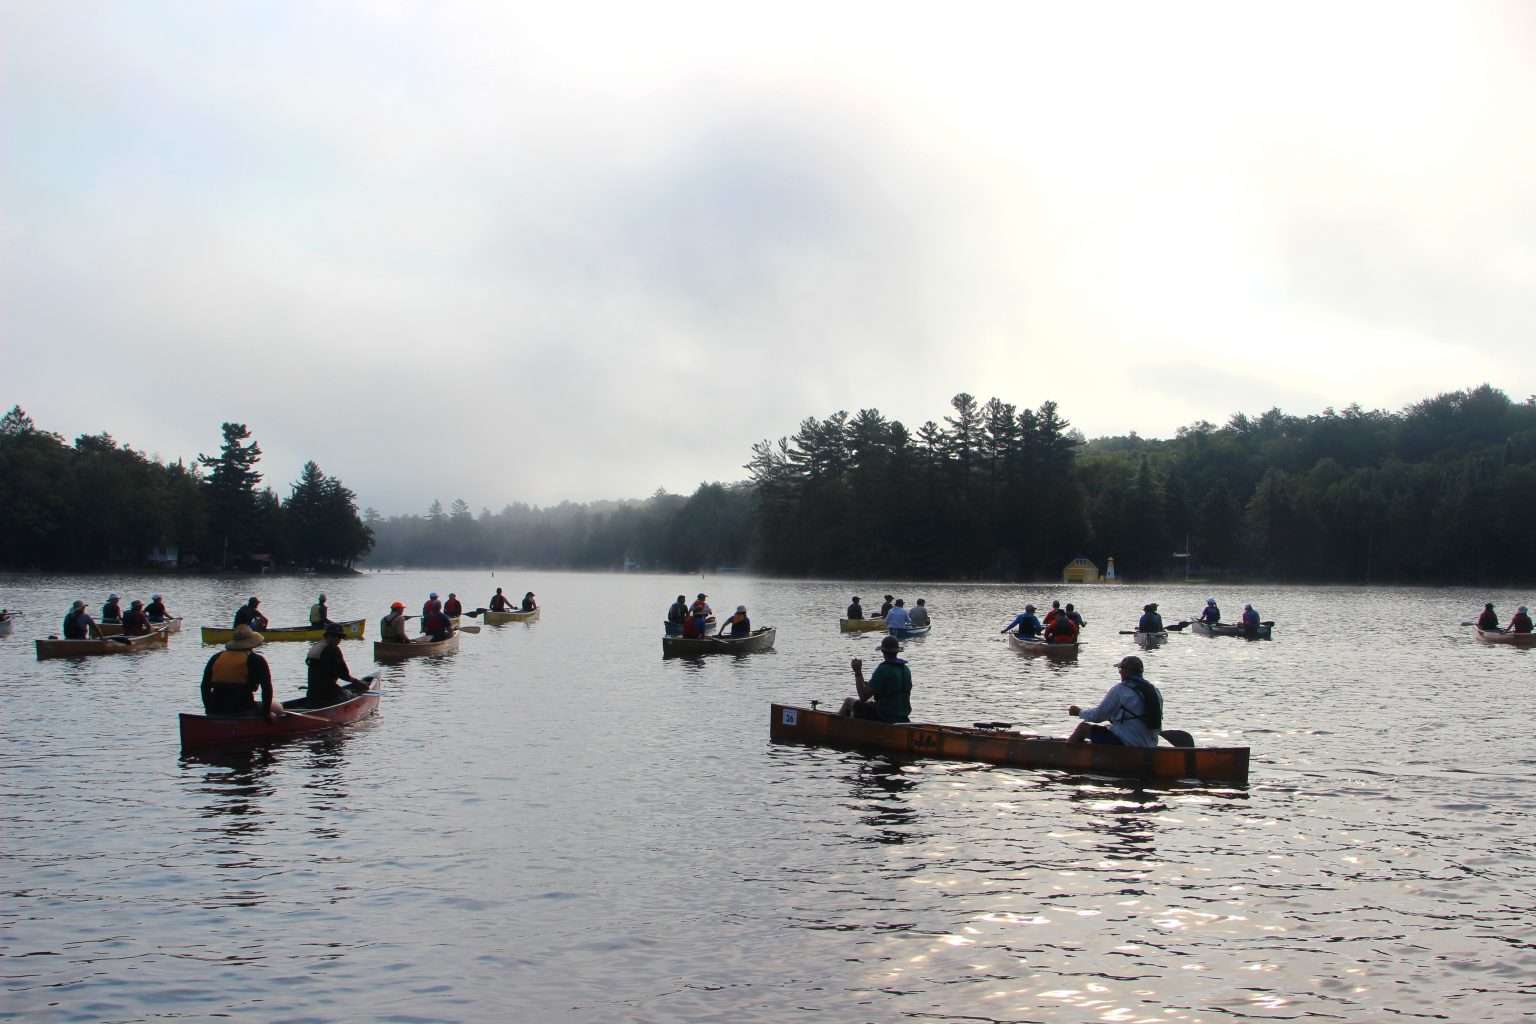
left=3, top=570, right=1533, bottom=1021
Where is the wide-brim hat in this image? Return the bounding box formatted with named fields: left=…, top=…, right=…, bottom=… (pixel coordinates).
left=1116, top=655, right=1144, bottom=672
left=879, top=635, right=901, bottom=652
left=226, top=625, right=265, bottom=650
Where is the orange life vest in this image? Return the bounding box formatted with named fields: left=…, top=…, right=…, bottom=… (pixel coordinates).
left=209, top=650, right=254, bottom=686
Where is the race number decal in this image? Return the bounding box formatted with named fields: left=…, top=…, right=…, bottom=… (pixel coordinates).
left=782, top=708, right=798, bottom=726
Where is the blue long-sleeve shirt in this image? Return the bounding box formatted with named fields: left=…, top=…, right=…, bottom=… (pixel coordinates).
left=1078, top=676, right=1162, bottom=747
left=1005, top=612, right=1042, bottom=637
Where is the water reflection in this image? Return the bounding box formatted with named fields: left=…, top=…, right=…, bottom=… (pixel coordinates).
left=844, top=757, right=922, bottom=845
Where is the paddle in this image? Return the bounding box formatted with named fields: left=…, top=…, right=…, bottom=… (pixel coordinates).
left=1160, top=729, right=1194, bottom=748
left=456, top=625, right=481, bottom=634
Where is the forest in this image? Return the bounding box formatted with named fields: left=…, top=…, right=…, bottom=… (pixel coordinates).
left=4, top=385, right=1533, bottom=583
left=366, top=384, right=1536, bottom=584
left=0, top=408, right=373, bottom=572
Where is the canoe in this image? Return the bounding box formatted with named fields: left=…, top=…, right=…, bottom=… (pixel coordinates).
left=36, top=627, right=171, bottom=660
left=484, top=607, right=540, bottom=624
left=889, top=624, right=931, bottom=639
left=662, top=626, right=776, bottom=657
left=99, top=617, right=183, bottom=637
left=1191, top=620, right=1273, bottom=640
left=769, top=704, right=1250, bottom=785
left=0, top=618, right=12, bottom=638
left=1133, top=630, right=1169, bottom=647
left=200, top=618, right=366, bottom=645
left=374, top=633, right=461, bottom=660
left=179, top=680, right=381, bottom=749
left=839, top=617, right=886, bottom=633
left=1007, top=633, right=1080, bottom=658
left=1475, top=627, right=1536, bottom=647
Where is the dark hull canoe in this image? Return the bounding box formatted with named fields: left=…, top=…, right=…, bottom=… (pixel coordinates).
left=769, top=704, right=1250, bottom=785
left=662, top=627, right=776, bottom=657
left=1007, top=633, right=1079, bottom=658
left=36, top=628, right=171, bottom=660
left=1191, top=620, right=1272, bottom=640
left=484, top=608, right=540, bottom=624
left=200, top=619, right=366, bottom=645
left=99, top=617, right=183, bottom=637
left=839, top=617, right=886, bottom=633
left=889, top=624, right=931, bottom=639
left=374, top=633, right=461, bottom=659
left=1134, top=630, right=1169, bottom=646
left=1475, top=627, right=1536, bottom=647
left=179, top=683, right=381, bottom=748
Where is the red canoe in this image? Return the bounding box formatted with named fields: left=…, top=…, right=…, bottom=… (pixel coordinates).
left=179, top=681, right=381, bottom=748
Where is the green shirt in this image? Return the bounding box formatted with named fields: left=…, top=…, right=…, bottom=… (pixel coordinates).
left=869, top=660, right=912, bottom=723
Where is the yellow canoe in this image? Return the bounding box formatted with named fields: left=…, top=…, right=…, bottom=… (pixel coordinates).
left=199, top=618, right=366, bottom=645
left=839, top=617, right=886, bottom=633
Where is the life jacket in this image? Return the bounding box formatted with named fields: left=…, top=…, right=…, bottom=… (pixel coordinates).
left=310, top=603, right=327, bottom=625
left=122, top=610, right=151, bottom=635
left=681, top=616, right=703, bottom=638
left=690, top=600, right=709, bottom=617
left=1478, top=610, right=1499, bottom=629
left=490, top=594, right=509, bottom=611
left=209, top=650, right=254, bottom=687
left=1048, top=618, right=1078, bottom=643
left=1203, top=606, right=1220, bottom=623
left=1044, top=608, right=1060, bottom=625
left=101, top=602, right=121, bottom=622
left=1511, top=613, right=1533, bottom=633
left=146, top=601, right=166, bottom=621
left=63, top=610, right=90, bottom=639
left=381, top=612, right=408, bottom=642
left=444, top=599, right=463, bottom=616
left=1242, top=609, right=1259, bottom=626
left=1122, top=677, right=1163, bottom=730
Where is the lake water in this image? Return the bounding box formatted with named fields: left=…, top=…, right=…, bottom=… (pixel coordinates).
left=2, top=571, right=1533, bottom=1022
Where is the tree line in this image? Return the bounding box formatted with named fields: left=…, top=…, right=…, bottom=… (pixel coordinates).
left=365, top=384, right=1536, bottom=585
left=0, top=408, right=373, bottom=571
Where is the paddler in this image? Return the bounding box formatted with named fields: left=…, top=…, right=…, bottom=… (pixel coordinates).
left=908, top=598, right=931, bottom=628
left=489, top=587, right=512, bottom=612
left=521, top=592, right=537, bottom=612
left=1067, top=655, right=1162, bottom=746
left=381, top=601, right=411, bottom=642
left=1044, top=610, right=1079, bottom=645
left=1138, top=603, right=1164, bottom=632
left=884, top=598, right=912, bottom=631
left=1240, top=603, right=1261, bottom=637
left=1510, top=606, right=1533, bottom=634
left=1200, top=597, right=1221, bottom=624
left=145, top=594, right=169, bottom=623
left=840, top=634, right=912, bottom=723
left=62, top=600, right=100, bottom=640
left=666, top=595, right=688, bottom=636
left=1476, top=603, right=1500, bottom=630
left=1001, top=604, right=1043, bottom=639
left=443, top=593, right=464, bottom=618
left=718, top=604, right=751, bottom=637
left=309, top=593, right=332, bottom=627
left=233, top=596, right=268, bottom=631
left=420, top=596, right=454, bottom=641
left=200, top=625, right=277, bottom=719
left=120, top=599, right=152, bottom=636
left=879, top=594, right=895, bottom=618
left=305, top=623, right=370, bottom=707
left=101, top=593, right=122, bottom=624
left=846, top=596, right=865, bottom=620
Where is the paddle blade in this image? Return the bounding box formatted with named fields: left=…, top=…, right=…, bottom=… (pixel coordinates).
left=1160, top=729, right=1195, bottom=748
left=457, top=625, right=481, bottom=634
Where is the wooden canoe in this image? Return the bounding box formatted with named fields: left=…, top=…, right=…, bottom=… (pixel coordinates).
left=662, top=626, right=776, bottom=657
left=36, top=627, right=171, bottom=660
left=769, top=704, right=1250, bottom=785
left=484, top=607, right=540, bottom=624
left=1475, top=627, right=1536, bottom=647
left=889, top=624, right=931, bottom=639
left=199, top=618, right=366, bottom=645
left=1191, top=620, right=1273, bottom=640
left=839, top=617, right=886, bottom=633
left=99, top=616, right=183, bottom=637
left=1007, top=633, right=1080, bottom=658
left=179, top=680, right=381, bottom=748
left=373, top=632, right=461, bottom=659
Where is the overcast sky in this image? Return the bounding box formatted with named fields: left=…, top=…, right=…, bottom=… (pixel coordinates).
left=4, top=2, right=1534, bottom=515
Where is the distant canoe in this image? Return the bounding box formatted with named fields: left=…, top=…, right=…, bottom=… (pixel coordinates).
left=663, top=627, right=776, bottom=657
left=36, top=627, right=170, bottom=660
left=839, top=617, right=886, bottom=633
left=99, top=617, right=183, bottom=637
left=200, top=619, right=366, bottom=645
left=889, top=624, right=931, bottom=639
left=1475, top=627, right=1536, bottom=647
left=180, top=680, right=380, bottom=749
left=374, top=633, right=460, bottom=660
left=484, top=608, right=540, bottom=624
left=0, top=618, right=13, bottom=638
left=769, top=704, right=1250, bottom=785
left=1007, top=633, right=1079, bottom=658
left=1133, top=630, right=1169, bottom=647
left=1191, top=620, right=1273, bottom=641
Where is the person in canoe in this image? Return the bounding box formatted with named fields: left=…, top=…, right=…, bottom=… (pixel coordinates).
left=443, top=593, right=464, bottom=618
left=1067, top=655, right=1162, bottom=746
left=666, top=595, right=689, bottom=636
left=1001, top=604, right=1043, bottom=639
left=120, top=599, right=152, bottom=636
left=1200, top=597, right=1221, bottom=624
left=841, top=634, right=912, bottom=723
left=846, top=595, right=865, bottom=619
left=309, top=593, right=332, bottom=627
left=145, top=594, right=170, bottom=623
left=1065, top=603, right=1087, bottom=629
left=234, top=597, right=268, bottom=631
left=381, top=601, right=411, bottom=642
left=201, top=625, right=277, bottom=720
left=1509, top=606, right=1533, bottom=634
left=879, top=594, right=895, bottom=618
left=1043, top=600, right=1063, bottom=626
left=718, top=605, right=751, bottom=637
left=1476, top=603, right=1499, bottom=630
left=521, top=592, right=537, bottom=612
left=421, top=597, right=454, bottom=641
left=306, top=623, right=370, bottom=707
left=1240, top=603, right=1262, bottom=638
left=884, top=598, right=912, bottom=631
left=691, top=593, right=713, bottom=621
left=909, top=598, right=931, bottom=628
left=1138, top=603, right=1164, bottom=632
left=489, top=588, right=513, bottom=612
left=1044, top=611, right=1079, bottom=645
left=101, top=593, right=122, bottom=624
left=62, top=600, right=100, bottom=639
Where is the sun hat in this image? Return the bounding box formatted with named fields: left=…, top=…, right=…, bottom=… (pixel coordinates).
left=429, top=592, right=438, bottom=599
left=390, top=601, right=405, bottom=609
left=151, top=594, right=161, bottom=600
left=108, top=594, right=119, bottom=601
left=736, top=605, right=746, bottom=613
left=72, top=600, right=85, bottom=610
left=1206, top=597, right=1216, bottom=605
left=1116, top=655, right=1144, bottom=673
left=879, top=635, right=901, bottom=653
left=225, top=625, right=265, bottom=651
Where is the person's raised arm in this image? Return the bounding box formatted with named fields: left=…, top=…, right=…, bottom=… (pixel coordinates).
left=851, top=657, right=873, bottom=701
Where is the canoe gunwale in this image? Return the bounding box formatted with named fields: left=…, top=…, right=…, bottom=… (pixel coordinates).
left=179, top=684, right=380, bottom=748
left=199, top=618, right=367, bottom=645
left=373, top=633, right=461, bottom=659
